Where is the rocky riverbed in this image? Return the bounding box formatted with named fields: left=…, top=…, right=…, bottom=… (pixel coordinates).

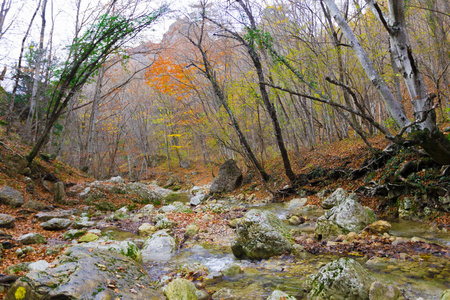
left=0, top=174, right=449, bottom=300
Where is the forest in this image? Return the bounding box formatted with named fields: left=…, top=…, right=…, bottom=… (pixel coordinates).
left=0, top=0, right=449, bottom=299
left=0, top=0, right=448, bottom=180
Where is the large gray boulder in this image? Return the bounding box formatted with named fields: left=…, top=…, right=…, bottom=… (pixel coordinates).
left=3, top=154, right=29, bottom=175
left=209, top=159, right=243, bottom=194
left=190, top=193, right=206, bottom=206
left=23, top=200, right=46, bottom=211
left=316, top=199, right=376, bottom=239
left=141, top=230, right=176, bottom=262
left=108, top=176, right=125, bottom=184
left=0, top=186, right=24, bottom=207
left=321, top=188, right=347, bottom=209
left=5, top=246, right=164, bottom=300
left=231, top=209, right=293, bottom=259
left=125, top=182, right=162, bottom=203
left=72, top=217, right=96, bottom=229
left=0, top=214, right=15, bottom=228
left=306, top=258, right=373, bottom=300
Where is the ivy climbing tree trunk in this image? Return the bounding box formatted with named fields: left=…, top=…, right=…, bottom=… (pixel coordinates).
left=26, top=4, right=168, bottom=165
left=237, top=0, right=296, bottom=185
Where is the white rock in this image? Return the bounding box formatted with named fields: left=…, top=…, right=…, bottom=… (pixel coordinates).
left=109, top=176, right=125, bottom=184
left=28, top=260, right=49, bottom=271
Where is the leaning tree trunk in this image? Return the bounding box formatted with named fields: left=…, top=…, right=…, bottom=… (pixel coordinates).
left=236, top=0, right=297, bottom=185
left=186, top=14, right=270, bottom=182
left=323, top=0, right=409, bottom=128
left=323, top=0, right=450, bottom=164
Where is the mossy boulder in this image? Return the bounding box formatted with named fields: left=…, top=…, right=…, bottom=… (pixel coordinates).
left=155, top=214, right=174, bottom=229
left=306, top=258, right=373, bottom=300
left=78, top=232, right=99, bottom=242
left=369, top=281, right=404, bottom=300
left=231, top=209, right=293, bottom=259
left=63, top=229, right=86, bottom=240
left=18, top=233, right=47, bottom=245
left=140, top=204, right=155, bottom=214
left=397, top=197, right=418, bottom=219
left=221, top=264, right=242, bottom=276
left=40, top=218, right=72, bottom=231
left=159, top=201, right=192, bottom=213
left=0, top=214, right=15, bottom=228
left=316, top=199, right=376, bottom=239
left=185, top=223, right=199, bottom=237
left=79, top=240, right=142, bottom=262
left=53, top=181, right=66, bottom=204
left=23, top=200, right=46, bottom=211
left=164, top=278, right=198, bottom=300
left=209, top=159, right=243, bottom=194
left=0, top=186, right=24, bottom=207
left=5, top=246, right=163, bottom=300
left=138, top=223, right=156, bottom=236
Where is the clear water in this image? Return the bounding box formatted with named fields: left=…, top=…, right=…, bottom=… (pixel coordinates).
left=103, top=202, right=449, bottom=299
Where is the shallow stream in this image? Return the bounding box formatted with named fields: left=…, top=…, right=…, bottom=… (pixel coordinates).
left=105, top=202, right=449, bottom=299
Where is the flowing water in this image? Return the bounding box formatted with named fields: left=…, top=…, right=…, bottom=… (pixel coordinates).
left=104, top=202, right=449, bottom=299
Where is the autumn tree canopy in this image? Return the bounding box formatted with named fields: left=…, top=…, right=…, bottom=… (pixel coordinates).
left=0, top=0, right=448, bottom=180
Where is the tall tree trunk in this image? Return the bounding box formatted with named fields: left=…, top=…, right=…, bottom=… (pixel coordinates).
left=27, top=0, right=48, bottom=140
left=323, top=0, right=450, bottom=164
left=81, top=65, right=104, bottom=171
left=186, top=9, right=270, bottom=182
left=235, top=0, right=296, bottom=185
left=6, top=0, right=41, bottom=135
left=323, top=0, right=409, bottom=128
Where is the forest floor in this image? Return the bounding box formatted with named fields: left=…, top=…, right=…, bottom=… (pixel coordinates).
left=0, top=130, right=449, bottom=298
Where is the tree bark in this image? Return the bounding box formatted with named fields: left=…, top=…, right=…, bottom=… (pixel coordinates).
left=27, top=0, right=48, bottom=140
left=81, top=65, right=104, bottom=171
left=235, top=0, right=297, bottom=185
left=6, top=0, right=41, bottom=135
left=185, top=13, right=270, bottom=182
left=323, top=0, right=450, bottom=164
left=323, top=0, right=409, bottom=128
